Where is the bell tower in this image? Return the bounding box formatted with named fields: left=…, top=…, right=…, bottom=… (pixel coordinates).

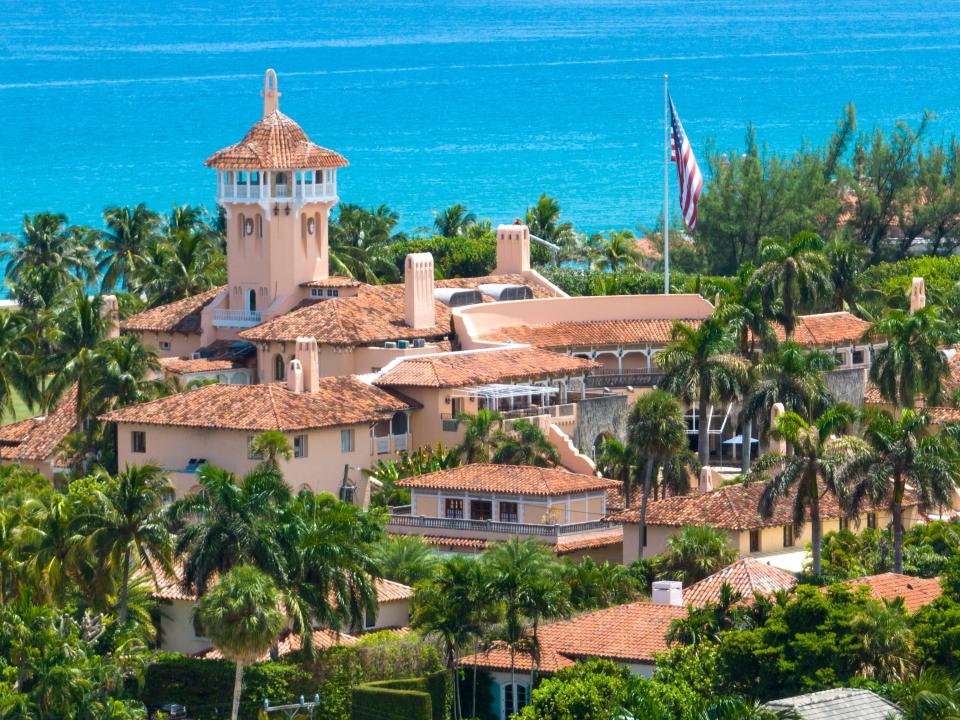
left=204, top=69, right=349, bottom=328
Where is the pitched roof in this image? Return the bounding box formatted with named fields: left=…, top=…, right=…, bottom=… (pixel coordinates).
left=160, top=357, right=235, bottom=374
left=120, top=286, right=224, bottom=335
left=10, top=385, right=78, bottom=462
left=205, top=110, right=348, bottom=170
left=239, top=274, right=554, bottom=346
left=0, top=417, right=41, bottom=460
left=555, top=527, right=624, bottom=555
left=773, top=312, right=872, bottom=347
left=198, top=627, right=357, bottom=661
left=396, top=464, right=617, bottom=496
left=831, top=573, right=942, bottom=613
left=159, top=340, right=256, bottom=376
left=607, top=480, right=914, bottom=531
left=100, top=377, right=416, bottom=432
left=300, top=276, right=363, bottom=289
left=478, top=319, right=703, bottom=349
left=683, top=558, right=798, bottom=607
left=373, top=346, right=597, bottom=388
left=374, top=578, right=415, bottom=603
left=764, top=688, right=902, bottom=719
left=460, top=601, right=685, bottom=673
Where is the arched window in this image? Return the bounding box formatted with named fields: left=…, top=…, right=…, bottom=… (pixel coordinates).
left=247, top=289, right=257, bottom=312
left=503, top=684, right=527, bottom=718
left=274, top=354, right=285, bottom=381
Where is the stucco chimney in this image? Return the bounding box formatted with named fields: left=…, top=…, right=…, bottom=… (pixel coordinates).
left=910, top=276, right=926, bottom=313
left=770, top=402, right=787, bottom=455
left=262, top=68, right=280, bottom=116
left=294, top=337, right=320, bottom=393
left=495, top=221, right=530, bottom=275
left=698, top=466, right=715, bottom=494
left=100, top=294, right=120, bottom=339
left=404, top=253, right=435, bottom=329
left=287, top=359, right=304, bottom=393
left=652, top=580, right=683, bottom=607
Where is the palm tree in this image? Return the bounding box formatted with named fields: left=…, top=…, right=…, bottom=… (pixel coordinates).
left=169, top=464, right=289, bottom=595
left=374, top=534, right=439, bottom=586
left=700, top=697, right=801, bottom=720
left=140, top=208, right=225, bottom=304
left=849, top=597, right=916, bottom=681
left=490, top=418, right=560, bottom=467
left=329, top=203, right=402, bottom=283
left=98, top=204, right=161, bottom=292
left=593, top=229, right=641, bottom=271
left=1, top=212, right=96, bottom=289
left=657, top=526, right=737, bottom=586
left=869, top=306, right=950, bottom=409
left=750, top=231, right=831, bottom=339
left=597, top=436, right=638, bottom=507
left=274, top=490, right=382, bottom=651
left=561, top=556, right=640, bottom=610
left=746, top=342, right=836, bottom=424
left=747, top=405, right=856, bottom=578
left=433, top=203, right=477, bottom=238
left=835, top=408, right=960, bottom=573
left=0, top=312, right=32, bottom=419
left=456, top=409, right=504, bottom=463
left=524, top=194, right=575, bottom=245
left=248, top=430, right=292, bottom=470
left=627, top=390, right=688, bottom=560
left=412, top=555, right=486, bottom=719
left=198, top=565, right=285, bottom=720
left=85, top=464, right=173, bottom=624
left=826, top=237, right=866, bottom=310
left=13, top=490, right=80, bottom=605
left=896, top=668, right=960, bottom=720
left=484, top=538, right=569, bottom=710
left=658, top=318, right=751, bottom=464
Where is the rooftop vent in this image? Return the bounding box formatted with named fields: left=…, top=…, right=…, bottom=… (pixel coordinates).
left=478, top=283, right=533, bottom=302
left=652, top=580, right=683, bottom=607
left=434, top=288, right=483, bottom=308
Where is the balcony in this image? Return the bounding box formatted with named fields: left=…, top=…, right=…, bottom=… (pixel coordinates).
left=585, top=370, right=665, bottom=389
left=501, top=403, right=576, bottom=421
left=373, top=433, right=410, bottom=455
left=387, top=513, right=617, bottom=538
left=212, top=309, right=262, bottom=328
left=217, top=179, right=337, bottom=205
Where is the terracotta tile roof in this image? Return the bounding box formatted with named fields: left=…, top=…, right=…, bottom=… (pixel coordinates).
left=374, top=578, right=414, bottom=603
left=100, top=376, right=417, bottom=432
left=772, top=312, right=872, bottom=347
left=205, top=110, right=348, bottom=170
left=607, top=480, right=913, bottom=531
left=416, top=535, right=489, bottom=551
left=198, top=627, right=357, bottom=660
left=0, top=417, right=41, bottom=459
left=300, top=276, right=363, bottom=289
left=239, top=275, right=553, bottom=346
left=831, top=572, right=942, bottom=613
left=460, top=601, right=685, bottom=673
left=555, top=527, right=623, bottom=555
left=121, top=286, right=224, bottom=334
left=478, top=319, right=703, bottom=349
left=13, top=385, right=78, bottom=462
left=373, top=346, right=597, bottom=388
left=397, top=464, right=615, bottom=496
left=160, top=357, right=235, bottom=374
left=683, top=558, right=798, bottom=607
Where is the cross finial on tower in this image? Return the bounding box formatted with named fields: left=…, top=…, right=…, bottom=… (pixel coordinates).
left=262, top=68, right=281, bottom=116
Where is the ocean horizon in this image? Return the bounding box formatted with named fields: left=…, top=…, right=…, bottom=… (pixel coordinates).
left=2, top=0, right=960, bottom=237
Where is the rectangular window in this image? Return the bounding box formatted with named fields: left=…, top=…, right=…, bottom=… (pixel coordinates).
left=749, top=529, right=761, bottom=553
left=294, top=434, right=307, bottom=459
left=340, top=429, right=354, bottom=453
left=867, top=512, right=877, bottom=530
left=326, top=289, right=339, bottom=298
left=444, top=498, right=464, bottom=519
left=450, top=397, right=464, bottom=417
left=131, top=431, right=146, bottom=454
left=851, top=349, right=865, bottom=365
left=364, top=611, right=375, bottom=629
left=470, top=500, right=493, bottom=521
left=247, top=436, right=262, bottom=460
left=499, top=501, right=519, bottom=523
left=642, top=526, right=648, bottom=548
left=504, top=685, right=528, bottom=717
left=783, top=525, right=795, bottom=548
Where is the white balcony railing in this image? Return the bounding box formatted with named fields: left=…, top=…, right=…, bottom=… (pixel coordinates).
left=375, top=436, right=390, bottom=454
left=218, top=180, right=337, bottom=204
left=212, top=309, right=262, bottom=328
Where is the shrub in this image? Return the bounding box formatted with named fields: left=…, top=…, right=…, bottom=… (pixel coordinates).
left=350, top=672, right=447, bottom=720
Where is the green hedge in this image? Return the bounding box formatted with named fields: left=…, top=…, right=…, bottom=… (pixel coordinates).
left=142, top=654, right=312, bottom=720
left=350, top=672, right=447, bottom=720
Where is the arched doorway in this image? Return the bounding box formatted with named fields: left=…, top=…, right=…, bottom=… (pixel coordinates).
left=247, top=288, right=257, bottom=312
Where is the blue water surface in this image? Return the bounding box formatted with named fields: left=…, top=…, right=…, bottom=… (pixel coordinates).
left=1, top=0, right=958, bottom=235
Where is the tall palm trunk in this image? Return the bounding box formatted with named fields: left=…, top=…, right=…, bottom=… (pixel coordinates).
left=892, top=475, right=905, bottom=574
left=698, top=389, right=710, bottom=465
left=231, top=660, right=244, bottom=720
left=119, top=545, right=130, bottom=624
left=638, top=458, right=654, bottom=560
left=510, top=648, right=517, bottom=718
left=810, top=489, right=822, bottom=579
left=472, top=639, right=479, bottom=719
left=741, top=418, right=752, bottom=474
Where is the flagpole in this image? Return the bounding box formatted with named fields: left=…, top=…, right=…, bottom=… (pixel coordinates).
left=663, top=73, right=670, bottom=295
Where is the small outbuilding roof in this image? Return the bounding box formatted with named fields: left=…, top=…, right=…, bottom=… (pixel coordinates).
left=396, top=464, right=618, bottom=497
left=829, top=572, right=942, bottom=613
left=683, top=557, right=798, bottom=607
left=764, top=688, right=902, bottom=719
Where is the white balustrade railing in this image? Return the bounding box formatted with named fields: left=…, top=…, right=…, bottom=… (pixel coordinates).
left=375, top=436, right=390, bottom=454
left=218, top=180, right=336, bottom=204
left=212, top=309, right=262, bottom=328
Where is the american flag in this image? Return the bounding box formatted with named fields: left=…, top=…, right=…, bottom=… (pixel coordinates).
left=668, top=95, right=703, bottom=231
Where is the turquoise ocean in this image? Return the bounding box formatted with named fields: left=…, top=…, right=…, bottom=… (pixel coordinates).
left=1, top=0, right=959, bottom=236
